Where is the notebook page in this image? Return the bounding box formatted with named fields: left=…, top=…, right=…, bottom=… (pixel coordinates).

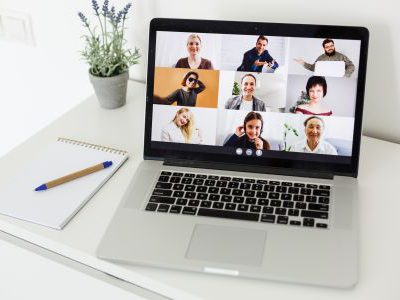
left=0, top=138, right=128, bottom=229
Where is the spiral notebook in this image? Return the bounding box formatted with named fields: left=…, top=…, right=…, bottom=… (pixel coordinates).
left=0, top=138, right=129, bottom=229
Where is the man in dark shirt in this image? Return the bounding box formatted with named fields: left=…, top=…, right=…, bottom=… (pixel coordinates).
left=237, top=35, right=279, bottom=72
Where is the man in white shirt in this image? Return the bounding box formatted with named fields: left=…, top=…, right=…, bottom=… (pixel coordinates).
left=294, top=116, right=337, bottom=155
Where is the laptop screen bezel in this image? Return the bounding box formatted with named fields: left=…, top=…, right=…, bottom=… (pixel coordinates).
left=144, top=18, right=369, bottom=178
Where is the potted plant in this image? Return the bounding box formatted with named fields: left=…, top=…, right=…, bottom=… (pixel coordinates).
left=78, top=0, right=140, bottom=109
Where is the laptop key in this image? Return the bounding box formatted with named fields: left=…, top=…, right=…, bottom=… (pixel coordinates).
left=283, top=201, right=294, bottom=208
left=288, top=187, right=299, bottom=194
left=220, top=176, right=231, bottom=181
left=244, top=178, right=255, bottom=183
left=205, top=180, right=216, bottom=186
left=306, top=196, right=317, bottom=203
left=155, top=182, right=172, bottom=189
left=182, top=207, right=197, bottom=215
left=158, top=175, right=169, bottom=182
left=240, top=183, right=251, bottom=189
left=319, top=197, right=330, bottom=204
left=244, top=190, right=255, bottom=197
left=260, top=214, right=275, bottom=223
left=208, top=187, right=219, bottom=194
left=277, top=216, right=288, bottom=224
left=149, top=196, right=175, bottom=204
left=145, top=203, right=157, bottom=211
left=269, top=181, right=280, bottom=185
left=250, top=205, right=261, bottom=213
left=238, top=204, right=249, bottom=211
left=161, top=171, right=171, bottom=176
left=252, top=184, right=263, bottom=191
left=173, top=172, right=183, bottom=177
left=196, top=186, right=207, bottom=193
left=198, top=208, right=259, bottom=221
left=197, top=193, right=208, bottom=200
left=264, top=185, right=275, bottom=192
left=209, top=194, right=220, bottom=201
left=281, top=194, right=292, bottom=201
left=212, top=202, right=224, bottom=209
left=316, top=223, right=328, bottom=229
left=282, top=182, right=293, bottom=186
left=220, top=188, right=231, bottom=195
left=157, top=204, right=170, bottom=212
left=169, top=205, right=182, bottom=214
left=245, top=197, right=257, bottom=205
left=232, top=177, right=243, bottom=182
left=184, top=185, right=195, bottom=191
left=200, top=201, right=212, bottom=208
left=262, top=206, right=273, bottom=214
left=289, top=220, right=301, bottom=226
left=196, top=174, right=207, bottom=179
left=208, top=175, right=219, bottom=180
left=268, top=192, right=279, bottom=199
left=173, top=184, right=184, bottom=190
left=303, top=218, right=315, bottom=227
left=293, top=195, right=305, bottom=202
left=188, top=200, right=200, bottom=207
left=184, top=192, right=196, bottom=199
left=294, top=183, right=305, bottom=187
left=221, top=195, right=232, bottom=202
left=258, top=199, right=269, bottom=206
left=172, top=191, right=184, bottom=198
left=169, top=176, right=181, bottom=183
left=300, top=188, right=312, bottom=195
left=232, top=189, right=244, bottom=196
left=313, top=189, right=330, bottom=197
left=319, top=185, right=331, bottom=190
left=152, top=189, right=173, bottom=197
left=295, top=202, right=307, bottom=209
left=225, top=203, right=237, bottom=210
left=216, top=181, right=227, bottom=187
left=270, top=200, right=281, bottom=207
left=306, top=184, right=318, bottom=189
left=176, top=198, right=187, bottom=206
left=228, top=182, right=239, bottom=188
left=193, top=179, right=204, bottom=185
left=233, top=196, right=244, bottom=204
left=257, top=180, right=268, bottom=184
left=288, top=209, right=300, bottom=216
left=308, top=203, right=329, bottom=211
left=276, top=186, right=287, bottom=193
left=184, top=173, right=195, bottom=178
left=181, top=178, right=192, bottom=184
left=275, top=208, right=287, bottom=215
left=301, top=210, right=329, bottom=219
left=256, top=191, right=267, bottom=198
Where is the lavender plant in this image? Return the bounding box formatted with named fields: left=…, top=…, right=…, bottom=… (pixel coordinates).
left=78, top=0, right=140, bottom=77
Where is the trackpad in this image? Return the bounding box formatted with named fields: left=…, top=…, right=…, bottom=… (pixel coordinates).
left=186, top=224, right=267, bottom=266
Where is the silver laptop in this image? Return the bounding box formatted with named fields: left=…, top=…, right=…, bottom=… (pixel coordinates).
left=97, top=18, right=369, bottom=288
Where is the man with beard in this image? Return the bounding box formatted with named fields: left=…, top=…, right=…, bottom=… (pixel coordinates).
left=294, top=39, right=355, bottom=77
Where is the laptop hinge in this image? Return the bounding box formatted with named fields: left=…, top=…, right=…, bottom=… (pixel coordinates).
left=163, top=159, right=334, bottom=180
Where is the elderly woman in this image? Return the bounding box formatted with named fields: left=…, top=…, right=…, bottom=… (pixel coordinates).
left=164, top=71, right=205, bottom=107
left=223, top=111, right=270, bottom=150
left=161, top=107, right=203, bottom=144
left=175, top=34, right=214, bottom=70
left=225, top=73, right=268, bottom=112
left=294, top=76, right=332, bottom=116
left=293, top=116, right=337, bottom=155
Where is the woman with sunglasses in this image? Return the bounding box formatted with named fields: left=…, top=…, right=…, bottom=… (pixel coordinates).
left=165, top=71, right=205, bottom=107
left=175, top=34, right=214, bottom=70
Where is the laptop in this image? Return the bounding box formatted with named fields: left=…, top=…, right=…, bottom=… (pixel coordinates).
left=314, top=61, right=346, bottom=77
left=97, top=18, right=369, bottom=288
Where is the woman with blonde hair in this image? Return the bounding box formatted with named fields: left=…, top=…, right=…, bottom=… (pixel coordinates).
left=161, top=108, right=203, bottom=144
left=175, top=34, right=214, bottom=70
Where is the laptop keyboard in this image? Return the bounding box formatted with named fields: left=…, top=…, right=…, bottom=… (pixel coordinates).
left=145, top=171, right=331, bottom=229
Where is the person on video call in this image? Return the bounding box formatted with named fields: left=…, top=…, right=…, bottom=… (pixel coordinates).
left=294, top=76, right=332, bottom=116
left=237, top=35, right=279, bottom=73
left=161, top=107, right=203, bottom=144
left=225, top=73, right=269, bottom=112
left=294, top=38, right=355, bottom=78
left=175, top=34, right=214, bottom=70
left=162, top=71, right=205, bottom=107
left=223, top=111, right=270, bottom=150
left=293, top=116, right=337, bottom=155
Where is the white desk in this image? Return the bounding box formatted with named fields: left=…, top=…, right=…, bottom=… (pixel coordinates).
left=0, top=81, right=399, bottom=300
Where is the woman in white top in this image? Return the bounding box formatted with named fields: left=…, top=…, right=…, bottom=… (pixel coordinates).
left=161, top=108, right=203, bottom=144
left=293, top=116, right=337, bottom=155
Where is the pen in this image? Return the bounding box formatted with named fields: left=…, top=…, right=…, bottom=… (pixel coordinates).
left=34, top=161, right=113, bottom=191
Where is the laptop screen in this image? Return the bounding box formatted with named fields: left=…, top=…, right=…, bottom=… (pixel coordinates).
left=145, top=19, right=369, bottom=177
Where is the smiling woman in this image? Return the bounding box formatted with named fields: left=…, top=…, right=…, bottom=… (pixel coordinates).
left=224, top=73, right=268, bottom=112
left=294, top=76, right=332, bottom=115
left=175, top=34, right=214, bottom=69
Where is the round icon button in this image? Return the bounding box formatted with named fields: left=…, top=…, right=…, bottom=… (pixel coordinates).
left=236, top=148, right=243, bottom=155
left=246, top=149, right=253, bottom=156
left=256, top=149, right=263, bottom=156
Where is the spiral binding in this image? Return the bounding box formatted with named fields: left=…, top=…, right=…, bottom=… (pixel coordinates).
left=57, top=137, right=128, bottom=156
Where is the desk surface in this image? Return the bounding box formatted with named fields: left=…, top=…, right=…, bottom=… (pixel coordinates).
left=0, top=81, right=399, bottom=300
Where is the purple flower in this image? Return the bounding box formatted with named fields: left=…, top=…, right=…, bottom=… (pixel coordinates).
left=115, top=10, right=123, bottom=25
left=122, top=3, right=132, bottom=18
left=92, top=0, right=100, bottom=16
left=78, top=12, right=89, bottom=27
left=102, top=0, right=109, bottom=16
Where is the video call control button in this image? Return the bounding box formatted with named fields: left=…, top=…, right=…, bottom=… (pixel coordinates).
left=256, top=149, right=263, bottom=156
left=246, top=149, right=253, bottom=156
